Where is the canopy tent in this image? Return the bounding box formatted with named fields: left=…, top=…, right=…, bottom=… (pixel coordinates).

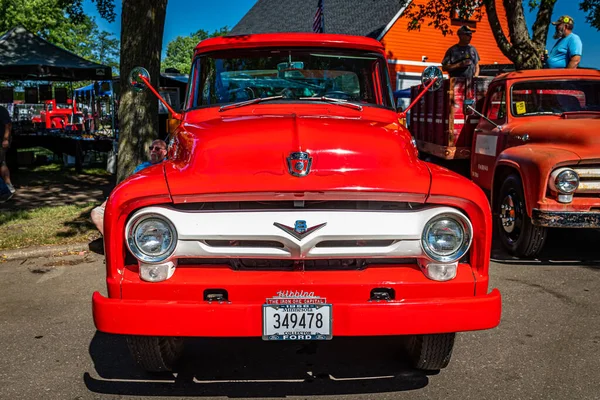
left=0, top=25, right=111, bottom=81
left=75, top=81, right=113, bottom=97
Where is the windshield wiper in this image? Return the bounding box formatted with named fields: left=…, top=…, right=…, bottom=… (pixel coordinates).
left=299, top=96, right=363, bottom=111
left=219, top=95, right=284, bottom=112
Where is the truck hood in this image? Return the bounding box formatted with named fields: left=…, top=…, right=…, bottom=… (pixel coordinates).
left=164, top=111, right=431, bottom=200
left=508, top=118, right=600, bottom=160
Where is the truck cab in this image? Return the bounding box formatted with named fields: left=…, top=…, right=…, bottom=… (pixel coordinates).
left=93, top=33, right=501, bottom=373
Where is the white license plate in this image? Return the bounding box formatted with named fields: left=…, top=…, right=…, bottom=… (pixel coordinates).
left=262, top=304, right=332, bottom=340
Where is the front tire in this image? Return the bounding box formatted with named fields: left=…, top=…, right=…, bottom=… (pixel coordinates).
left=126, top=336, right=184, bottom=372
left=496, top=174, right=547, bottom=257
left=407, top=333, right=455, bottom=370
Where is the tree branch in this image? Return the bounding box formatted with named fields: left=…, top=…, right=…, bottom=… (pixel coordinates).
left=483, top=0, right=513, bottom=57
left=532, top=0, right=557, bottom=48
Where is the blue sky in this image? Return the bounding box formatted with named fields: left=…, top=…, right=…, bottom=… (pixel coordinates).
left=84, top=0, right=599, bottom=68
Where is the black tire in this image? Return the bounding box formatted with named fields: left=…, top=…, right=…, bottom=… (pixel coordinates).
left=407, top=333, right=455, bottom=370
left=495, top=173, right=547, bottom=257
left=126, top=336, right=184, bottom=372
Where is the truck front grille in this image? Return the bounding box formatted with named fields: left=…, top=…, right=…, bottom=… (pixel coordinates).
left=574, top=165, right=600, bottom=196
left=178, top=258, right=416, bottom=271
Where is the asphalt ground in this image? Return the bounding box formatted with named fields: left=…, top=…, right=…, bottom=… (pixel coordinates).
left=0, top=229, right=599, bottom=400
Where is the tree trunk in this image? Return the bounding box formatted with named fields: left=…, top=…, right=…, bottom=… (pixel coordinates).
left=484, top=0, right=553, bottom=70
left=117, top=0, right=168, bottom=182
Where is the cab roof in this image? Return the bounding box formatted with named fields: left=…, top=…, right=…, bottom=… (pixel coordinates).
left=194, top=33, right=385, bottom=55
left=495, top=68, right=600, bottom=81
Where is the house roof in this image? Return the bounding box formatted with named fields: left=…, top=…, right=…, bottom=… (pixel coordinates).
left=230, top=0, right=411, bottom=39
left=0, top=25, right=112, bottom=81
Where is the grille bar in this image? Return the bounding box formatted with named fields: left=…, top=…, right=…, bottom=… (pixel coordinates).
left=574, top=166, right=600, bottom=194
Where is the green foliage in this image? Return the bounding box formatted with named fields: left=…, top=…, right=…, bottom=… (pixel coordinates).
left=161, top=27, right=230, bottom=74
left=402, top=0, right=596, bottom=69
left=66, top=0, right=116, bottom=23
left=580, top=0, right=600, bottom=29
left=0, top=0, right=119, bottom=73
left=405, top=0, right=484, bottom=36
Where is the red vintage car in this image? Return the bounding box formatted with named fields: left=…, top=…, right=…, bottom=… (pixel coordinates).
left=92, top=33, right=501, bottom=372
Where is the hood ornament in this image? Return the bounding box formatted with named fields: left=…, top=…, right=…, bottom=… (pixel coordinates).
left=274, top=220, right=326, bottom=240
left=287, top=151, right=312, bottom=177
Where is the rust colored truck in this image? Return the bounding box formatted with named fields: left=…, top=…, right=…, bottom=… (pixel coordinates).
left=410, top=69, right=600, bottom=257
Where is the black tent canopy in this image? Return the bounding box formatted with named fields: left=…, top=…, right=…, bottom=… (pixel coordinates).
left=0, top=25, right=112, bottom=81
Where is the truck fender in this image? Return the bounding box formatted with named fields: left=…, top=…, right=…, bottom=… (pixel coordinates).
left=492, top=145, right=580, bottom=217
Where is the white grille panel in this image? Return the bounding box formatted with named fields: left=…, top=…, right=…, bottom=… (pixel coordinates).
left=125, top=206, right=472, bottom=261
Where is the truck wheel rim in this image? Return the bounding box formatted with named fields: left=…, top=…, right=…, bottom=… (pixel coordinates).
left=500, top=193, right=521, bottom=239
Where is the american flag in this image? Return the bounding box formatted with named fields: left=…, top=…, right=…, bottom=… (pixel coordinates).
left=312, top=0, right=324, bottom=33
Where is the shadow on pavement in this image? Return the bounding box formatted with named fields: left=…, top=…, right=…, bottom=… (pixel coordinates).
left=85, top=332, right=430, bottom=397
left=491, top=228, right=600, bottom=268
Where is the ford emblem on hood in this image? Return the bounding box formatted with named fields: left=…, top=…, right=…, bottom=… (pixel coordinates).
left=287, top=151, right=312, bottom=177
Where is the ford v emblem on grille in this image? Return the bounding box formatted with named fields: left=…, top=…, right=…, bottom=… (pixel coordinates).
left=287, top=151, right=312, bottom=177
left=274, top=220, right=326, bottom=240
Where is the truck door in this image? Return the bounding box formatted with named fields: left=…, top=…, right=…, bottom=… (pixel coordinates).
left=470, top=83, right=507, bottom=190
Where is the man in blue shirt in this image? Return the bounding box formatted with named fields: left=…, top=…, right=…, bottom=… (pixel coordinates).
left=545, top=15, right=582, bottom=69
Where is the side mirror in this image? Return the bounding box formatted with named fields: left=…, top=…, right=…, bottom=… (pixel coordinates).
left=277, top=61, right=304, bottom=71
left=127, top=66, right=183, bottom=121
left=128, top=67, right=151, bottom=92
left=464, top=99, right=476, bottom=116
left=421, top=66, right=443, bottom=92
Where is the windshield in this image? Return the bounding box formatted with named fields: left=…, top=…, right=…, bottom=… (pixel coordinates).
left=510, top=80, right=600, bottom=116
left=186, top=48, right=394, bottom=110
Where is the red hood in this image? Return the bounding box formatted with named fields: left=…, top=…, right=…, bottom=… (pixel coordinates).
left=164, top=107, right=431, bottom=201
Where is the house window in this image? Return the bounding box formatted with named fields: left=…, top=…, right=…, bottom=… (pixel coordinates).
left=451, top=4, right=480, bottom=23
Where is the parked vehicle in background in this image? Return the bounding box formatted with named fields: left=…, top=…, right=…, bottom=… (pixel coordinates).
left=410, top=69, right=600, bottom=257
left=32, top=99, right=84, bottom=131
left=92, top=33, right=501, bottom=373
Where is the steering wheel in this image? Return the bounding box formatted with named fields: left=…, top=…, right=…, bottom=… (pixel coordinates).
left=322, top=91, right=352, bottom=100
left=228, top=86, right=256, bottom=101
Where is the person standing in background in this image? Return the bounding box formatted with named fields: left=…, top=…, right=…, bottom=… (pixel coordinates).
left=0, top=104, right=15, bottom=202
left=544, top=15, right=582, bottom=69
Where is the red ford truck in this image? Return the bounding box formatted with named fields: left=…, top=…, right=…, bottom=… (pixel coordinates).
left=92, top=33, right=501, bottom=373
left=410, top=69, right=600, bottom=257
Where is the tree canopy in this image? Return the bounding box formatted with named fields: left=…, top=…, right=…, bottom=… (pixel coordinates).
left=161, top=27, right=229, bottom=74
left=0, top=0, right=119, bottom=72
left=403, top=0, right=600, bottom=69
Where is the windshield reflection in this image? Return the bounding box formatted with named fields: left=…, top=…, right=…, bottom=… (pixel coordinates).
left=187, top=48, right=393, bottom=110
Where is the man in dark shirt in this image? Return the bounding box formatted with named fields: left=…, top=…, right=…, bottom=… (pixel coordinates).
left=0, top=105, right=15, bottom=202
left=441, top=25, right=481, bottom=78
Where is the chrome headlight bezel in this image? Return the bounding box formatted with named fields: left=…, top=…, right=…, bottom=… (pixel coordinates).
left=421, top=213, right=473, bottom=263
left=126, top=213, right=177, bottom=263
left=549, top=168, right=579, bottom=194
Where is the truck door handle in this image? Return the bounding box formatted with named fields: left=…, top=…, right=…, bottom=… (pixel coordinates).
left=474, top=128, right=483, bottom=133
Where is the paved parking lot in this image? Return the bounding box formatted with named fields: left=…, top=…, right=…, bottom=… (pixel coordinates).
left=0, top=229, right=598, bottom=399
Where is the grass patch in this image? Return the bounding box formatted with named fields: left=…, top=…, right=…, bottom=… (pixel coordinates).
left=0, top=203, right=101, bottom=251
left=27, top=162, right=111, bottom=176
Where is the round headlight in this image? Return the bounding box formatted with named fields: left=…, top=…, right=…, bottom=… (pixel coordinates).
left=127, top=215, right=177, bottom=263
left=421, top=214, right=472, bottom=263
left=555, top=169, right=579, bottom=194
